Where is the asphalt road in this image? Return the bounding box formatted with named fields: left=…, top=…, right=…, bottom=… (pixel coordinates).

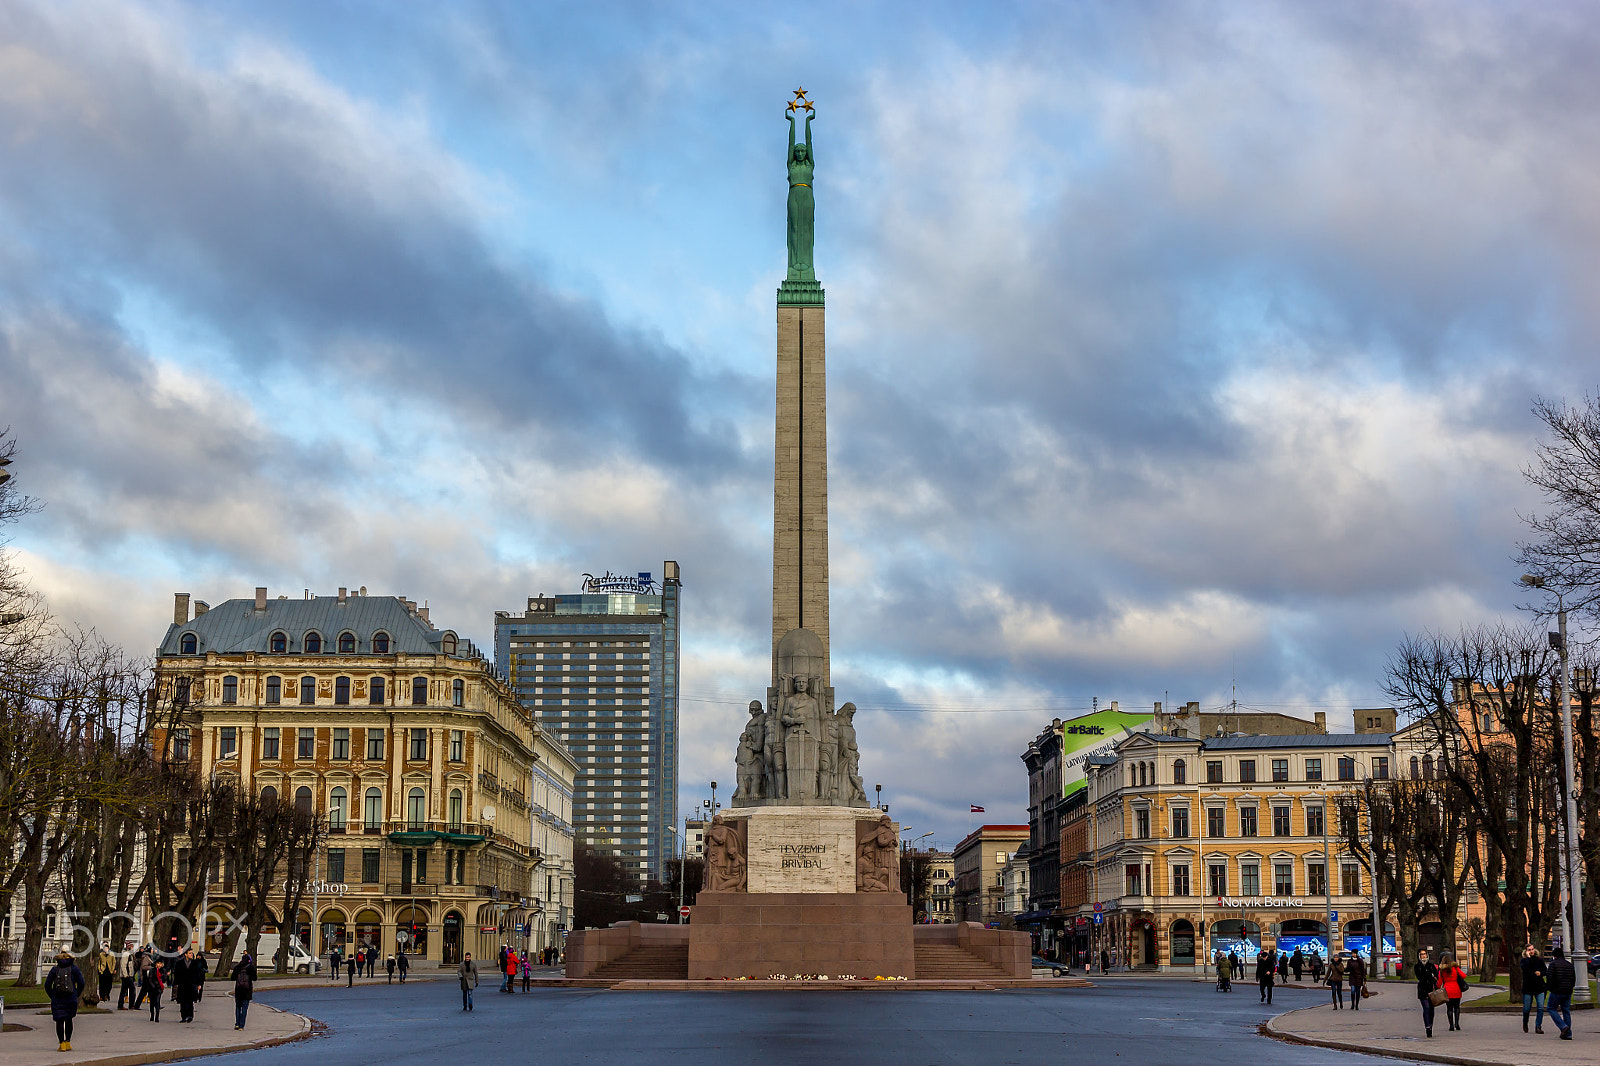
left=221, top=978, right=1424, bottom=1066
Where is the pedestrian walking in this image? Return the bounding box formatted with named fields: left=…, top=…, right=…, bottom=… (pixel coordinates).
left=172, top=947, right=205, bottom=1023
left=354, top=946, right=364, bottom=978
left=1291, top=948, right=1304, bottom=983
left=117, top=947, right=137, bottom=1009
left=1311, top=952, right=1324, bottom=984
left=1415, top=947, right=1439, bottom=1038
left=1100, top=948, right=1109, bottom=974
left=132, top=947, right=152, bottom=1010
left=367, top=948, right=377, bottom=978
left=346, top=951, right=356, bottom=987
left=95, top=946, right=115, bottom=1004
left=458, top=952, right=479, bottom=1011
left=1256, top=948, right=1277, bottom=1005
left=398, top=948, right=410, bottom=983
left=1519, top=943, right=1548, bottom=1034
left=503, top=948, right=519, bottom=992
left=522, top=951, right=532, bottom=992
left=1327, top=954, right=1344, bottom=1009
left=386, top=954, right=396, bottom=983
left=1277, top=952, right=1288, bottom=981
left=45, top=949, right=86, bottom=1052
left=1346, top=954, right=1365, bottom=1010
left=1546, top=946, right=1576, bottom=1041
left=1215, top=950, right=1231, bottom=992
left=142, top=952, right=166, bottom=1022
left=1230, top=950, right=1242, bottom=980
left=1437, top=951, right=1467, bottom=1032
left=232, top=953, right=257, bottom=1031
left=329, top=945, right=342, bottom=982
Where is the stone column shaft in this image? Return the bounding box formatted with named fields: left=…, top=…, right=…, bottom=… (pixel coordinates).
left=772, top=304, right=830, bottom=688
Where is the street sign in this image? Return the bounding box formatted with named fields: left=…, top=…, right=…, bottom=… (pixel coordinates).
left=1093, top=914, right=1103, bottom=925
left=395, top=931, right=409, bottom=945
left=679, top=906, right=691, bottom=918
left=1330, top=911, right=1337, bottom=922
left=1093, top=902, right=1102, bottom=913
left=655, top=913, right=669, bottom=922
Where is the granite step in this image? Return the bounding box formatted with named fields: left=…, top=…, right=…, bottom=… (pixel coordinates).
left=589, top=944, right=690, bottom=980
left=913, top=943, right=1010, bottom=980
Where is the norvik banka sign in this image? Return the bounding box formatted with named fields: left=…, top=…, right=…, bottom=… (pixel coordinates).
left=1059, top=709, right=1155, bottom=799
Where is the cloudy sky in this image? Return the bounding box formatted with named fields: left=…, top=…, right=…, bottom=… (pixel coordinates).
left=3, top=0, right=1597, bottom=846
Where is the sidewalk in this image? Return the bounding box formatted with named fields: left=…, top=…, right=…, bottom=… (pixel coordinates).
left=1268, top=982, right=1597, bottom=1066
left=0, top=997, right=308, bottom=1066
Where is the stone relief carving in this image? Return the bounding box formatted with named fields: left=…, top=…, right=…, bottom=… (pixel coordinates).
left=704, top=814, right=748, bottom=892
left=855, top=814, right=898, bottom=893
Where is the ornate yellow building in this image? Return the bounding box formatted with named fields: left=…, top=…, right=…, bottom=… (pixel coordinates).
left=154, top=587, right=575, bottom=966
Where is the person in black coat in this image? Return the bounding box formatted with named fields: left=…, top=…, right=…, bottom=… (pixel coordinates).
left=1256, top=948, right=1277, bottom=1004
left=1546, top=947, right=1577, bottom=1041
left=1520, top=943, right=1548, bottom=1033
left=398, top=948, right=410, bottom=983
left=1414, top=948, right=1440, bottom=1037
left=45, top=950, right=86, bottom=1052
left=329, top=945, right=342, bottom=982
left=232, top=953, right=258, bottom=1030
left=171, top=947, right=205, bottom=1023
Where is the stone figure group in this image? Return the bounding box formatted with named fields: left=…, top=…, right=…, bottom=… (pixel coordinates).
left=855, top=814, right=899, bottom=893
left=732, top=681, right=867, bottom=806
left=703, top=814, right=747, bottom=892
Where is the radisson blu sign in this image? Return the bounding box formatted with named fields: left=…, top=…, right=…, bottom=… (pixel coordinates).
left=582, top=571, right=656, bottom=595
left=1060, top=708, right=1155, bottom=799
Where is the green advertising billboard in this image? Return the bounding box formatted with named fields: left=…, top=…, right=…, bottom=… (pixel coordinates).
left=1060, top=709, right=1155, bottom=798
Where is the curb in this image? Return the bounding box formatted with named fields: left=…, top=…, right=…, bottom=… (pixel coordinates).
left=29, top=1004, right=315, bottom=1066
left=1263, top=1004, right=1519, bottom=1066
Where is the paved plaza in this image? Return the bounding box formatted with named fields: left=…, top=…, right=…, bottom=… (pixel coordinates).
left=213, top=979, right=1412, bottom=1066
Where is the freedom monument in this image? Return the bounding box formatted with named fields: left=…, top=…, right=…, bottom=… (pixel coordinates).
left=565, top=93, right=1029, bottom=981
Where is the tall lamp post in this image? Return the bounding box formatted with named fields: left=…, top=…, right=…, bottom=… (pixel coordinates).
left=1522, top=575, right=1589, bottom=1002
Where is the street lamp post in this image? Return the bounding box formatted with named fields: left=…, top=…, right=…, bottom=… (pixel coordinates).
left=1523, top=574, right=1589, bottom=1002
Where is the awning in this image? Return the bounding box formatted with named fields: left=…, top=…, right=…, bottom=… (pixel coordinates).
left=1013, top=909, right=1061, bottom=924
left=387, top=830, right=490, bottom=846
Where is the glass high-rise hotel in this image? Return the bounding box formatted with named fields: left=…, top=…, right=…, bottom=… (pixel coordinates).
left=494, top=562, right=680, bottom=881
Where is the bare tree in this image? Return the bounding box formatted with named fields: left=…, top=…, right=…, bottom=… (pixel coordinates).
left=1517, top=395, right=1600, bottom=619
left=274, top=797, right=328, bottom=973
left=1336, top=778, right=1432, bottom=979
left=1384, top=624, right=1567, bottom=996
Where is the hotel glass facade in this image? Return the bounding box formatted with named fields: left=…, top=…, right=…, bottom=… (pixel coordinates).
left=494, top=563, right=680, bottom=880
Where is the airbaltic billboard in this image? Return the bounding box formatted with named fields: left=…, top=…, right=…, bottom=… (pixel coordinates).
left=1060, top=709, right=1156, bottom=799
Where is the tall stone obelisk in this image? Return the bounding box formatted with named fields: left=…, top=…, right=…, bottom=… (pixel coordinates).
left=771, top=90, right=829, bottom=691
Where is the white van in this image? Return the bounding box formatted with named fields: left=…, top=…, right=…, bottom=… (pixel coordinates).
left=252, top=933, right=320, bottom=974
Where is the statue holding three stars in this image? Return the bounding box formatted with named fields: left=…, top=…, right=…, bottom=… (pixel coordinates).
left=785, top=88, right=816, bottom=282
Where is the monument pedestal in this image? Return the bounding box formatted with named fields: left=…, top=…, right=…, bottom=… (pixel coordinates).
left=722, top=804, right=872, bottom=893
left=688, top=891, right=914, bottom=980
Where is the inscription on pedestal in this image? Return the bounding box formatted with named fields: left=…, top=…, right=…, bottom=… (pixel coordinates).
left=737, top=806, right=877, bottom=893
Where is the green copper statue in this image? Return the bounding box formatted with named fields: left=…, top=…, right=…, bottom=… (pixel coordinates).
left=786, top=93, right=816, bottom=282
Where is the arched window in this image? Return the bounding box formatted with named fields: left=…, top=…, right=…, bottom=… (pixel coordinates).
left=1139, top=763, right=1147, bottom=787
left=442, top=632, right=458, bottom=656
left=261, top=785, right=279, bottom=807
left=1410, top=756, right=1420, bottom=780
left=335, top=676, right=350, bottom=705
left=1481, top=713, right=1493, bottom=733
left=1129, top=766, right=1137, bottom=789
left=265, top=676, right=281, bottom=705
left=372, top=632, right=390, bottom=654
left=364, top=788, right=383, bottom=831
left=180, top=633, right=198, bottom=654
left=452, top=679, right=464, bottom=707
left=412, top=677, right=428, bottom=706
left=407, top=787, right=426, bottom=829
left=45, top=906, right=57, bottom=940
left=295, top=786, right=313, bottom=816
left=304, top=632, right=323, bottom=654
left=338, top=632, right=356, bottom=654
left=1173, top=759, right=1187, bottom=785
left=300, top=676, right=316, bottom=705
left=270, top=631, right=287, bottom=654
left=1422, top=755, right=1435, bottom=780
left=369, top=677, right=386, bottom=705
left=448, top=789, right=463, bottom=831
left=222, top=675, right=238, bottom=704
left=329, top=787, right=347, bottom=831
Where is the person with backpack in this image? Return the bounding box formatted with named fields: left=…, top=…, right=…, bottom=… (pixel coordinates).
left=45, top=949, right=86, bottom=1052
left=132, top=947, right=152, bottom=1010
left=386, top=954, right=396, bottom=984
left=232, top=952, right=257, bottom=1030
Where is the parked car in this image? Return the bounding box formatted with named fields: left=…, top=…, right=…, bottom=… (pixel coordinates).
left=1031, top=955, right=1070, bottom=977
left=1587, top=951, right=1600, bottom=977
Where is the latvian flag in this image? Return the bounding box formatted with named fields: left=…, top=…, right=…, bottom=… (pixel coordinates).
left=970, top=804, right=985, bottom=813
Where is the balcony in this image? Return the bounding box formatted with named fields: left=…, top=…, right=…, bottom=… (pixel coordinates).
left=386, top=883, right=437, bottom=897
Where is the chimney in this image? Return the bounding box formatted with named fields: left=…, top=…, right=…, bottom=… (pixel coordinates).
left=1314, top=711, right=1327, bottom=733
left=418, top=606, right=430, bottom=623
left=255, top=587, right=267, bottom=611
left=173, top=593, right=191, bottom=625
left=338, top=587, right=348, bottom=605
left=193, top=600, right=210, bottom=616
